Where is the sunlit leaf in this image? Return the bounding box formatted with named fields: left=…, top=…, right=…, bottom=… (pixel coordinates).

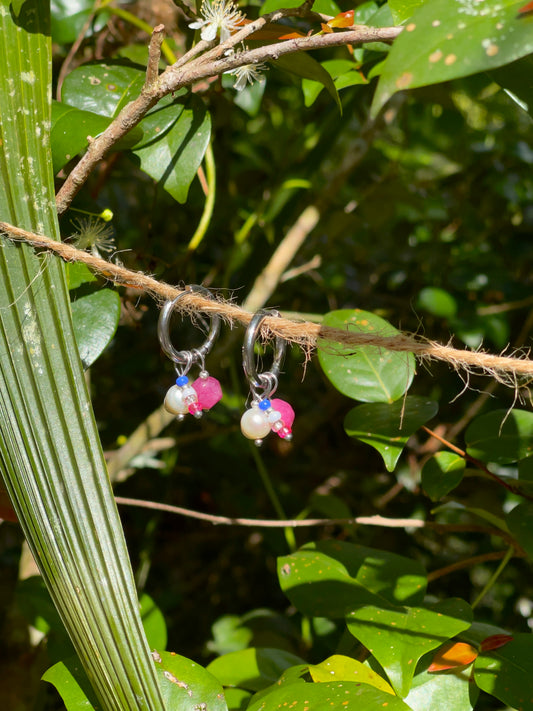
left=346, top=598, right=473, bottom=697
left=327, top=10, right=355, bottom=27
left=71, top=289, right=120, bottom=369
left=206, top=648, right=305, bottom=691
left=318, top=310, right=416, bottom=403
left=427, top=642, right=478, bottom=672
left=278, top=540, right=427, bottom=618
left=372, top=0, right=533, bottom=116
left=247, top=681, right=412, bottom=710
left=309, top=655, right=395, bottom=695
left=154, top=651, right=228, bottom=710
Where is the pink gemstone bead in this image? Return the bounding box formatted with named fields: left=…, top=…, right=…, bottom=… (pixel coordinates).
left=271, top=399, right=295, bottom=428
left=193, top=375, right=223, bottom=410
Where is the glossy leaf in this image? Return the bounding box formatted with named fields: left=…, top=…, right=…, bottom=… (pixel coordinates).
left=51, top=100, right=142, bottom=172
left=153, top=651, right=227, bottom=710
left=346, top=598, right=473, bottom=697
left=247, top=681, right=412, bottom=711
left=404, top=649, right=478, bottom=711
left=328, top=10, right=355, bottom=27
left=344, top=396, right=438, bottom=471
left=51, top=0, right=108, bottom=44
left=274, top=53, right=341, bottom=111
left=224, top=688, right=252, bottom=711
left=61, top=61, right=143, bottom=117
left=302, top=59, right=367, bottom=107
left=66, top=263, right=97, bottom=290
left=465, top=409, right=533, bottom=463
left=278, top=540, right=427, bottom=618
left=42, top=656, right=99, bottom=710
left=131, top=94, right=211, bottom=203
left=506, top=501, right=533, bottom=559
left=71, top=289, right=120, bottom=369
left=388, top=0, right=427, bottom=23
left=372, top=0, right=533, bottom=116
left=318, top=309, right=416, bottom=403
left=140, top=594, right=168, bottom=651
left=206, top=648, right=305, bottom=691
left=422, top=452, right=465, bottom=500
left=474, top=634, right=533, bottom=710
left=309, top=654, right=395, bottom=694
left=427, top=642, right=478, bottom=672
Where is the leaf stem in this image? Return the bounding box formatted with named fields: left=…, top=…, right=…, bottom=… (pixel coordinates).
left=471, top=546, right=515, bottom=610
left=188, top=142, right=216, bottom=251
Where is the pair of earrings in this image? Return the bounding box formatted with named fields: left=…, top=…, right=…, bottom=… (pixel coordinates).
left=158, top=285, right=294, bottom=446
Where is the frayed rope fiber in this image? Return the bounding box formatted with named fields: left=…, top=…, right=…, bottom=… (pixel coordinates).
left=2, top=220, right=533, bottom=382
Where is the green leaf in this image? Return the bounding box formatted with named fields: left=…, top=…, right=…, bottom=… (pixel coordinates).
left=491, top=54, right=533, bottom=117
left=224, top=687, right=252, bottom=711
left=403, top=649, right=478, bottom=711
left=474, top=634, right=533, bottom=710
left=422, top=452, right=466, bottom=500
left=247, top=681, right=412, bottom=710
left=371, top=0, right=533, bottom=116
left=71, top=289, right=120, bottom=369
left=206, top=648, right=306, bottom=692
left=388, top=0, right=427, bottom=23
left=61, top=60, right=144, bottom=117
left=318, top=310, right=416, bottom=403
left=506, top=501, right=533, bottom=559
left=51, top=100, right=142, bottom=172
left=154, top=651, right=228, bottom=710
left=140, top=594, right=168, bottom=651
left=66, top=263, right=97, bottom=290
left=208, top=614, right=254, bottom=655
left=0, top=3, right=164, bottom=708
left=260, top=0, right=340, bottom=16
left=274, top=53, right=341, bottom=112
left=344, top=396, right=438, bottom=471
left=309, top=655, right=395, bottom=695
left=51, top=0, right=108, bottom=44
left=465, top=409, right=533, bottom=463
left=346, top=598, right=472, bottom=697
left=131, top=94, right=211, bottom=204
left=42, top=656, right=100, bottom=710
left=302, top=59, right=367, bottom=106
left=417, top=287, right=457, bottom=318
left=278, top=540, right=427, bottom=618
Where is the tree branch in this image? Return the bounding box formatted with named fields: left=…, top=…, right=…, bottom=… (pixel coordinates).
left=55, top=20, right=402, bottom=215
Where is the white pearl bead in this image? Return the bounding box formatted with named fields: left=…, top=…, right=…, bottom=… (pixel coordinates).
left=164, top=385, right=189, bottom=415
left=240, top=408, right=271, bottom=439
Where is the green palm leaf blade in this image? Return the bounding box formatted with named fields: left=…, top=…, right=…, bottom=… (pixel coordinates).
left=0, top=2, right=165, bottom=709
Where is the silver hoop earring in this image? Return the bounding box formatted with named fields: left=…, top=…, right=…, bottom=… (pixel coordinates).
left=240, top=309, right=294, bottom=446
left=158, top=285, right=222, bottom=420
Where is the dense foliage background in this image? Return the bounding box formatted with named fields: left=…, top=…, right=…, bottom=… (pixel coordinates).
left=1, top=0, right=533, bottom=709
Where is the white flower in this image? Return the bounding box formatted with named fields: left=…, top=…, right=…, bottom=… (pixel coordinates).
left=70, top=217, right=116, bottom=258
left=189, top=0, right=245, bottom=43
left=225, top=46, right=268, bottom=91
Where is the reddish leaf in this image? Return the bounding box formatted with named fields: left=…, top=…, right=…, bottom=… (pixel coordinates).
left=428, top=642, right=478, bottom=672
left=518, top=1, right=533, bottom=14
left=320, top=23, right=333, bottom=33
left=327, top=10, right=355, bottom=28
left=247, top=22, right=305, bottom=40
left=480, top=634, right=514, bottom=653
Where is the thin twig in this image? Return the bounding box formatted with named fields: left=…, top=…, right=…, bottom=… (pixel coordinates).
left=113, top=496, right=512, bottom=538
left=427, top=550, right=524, bottom=583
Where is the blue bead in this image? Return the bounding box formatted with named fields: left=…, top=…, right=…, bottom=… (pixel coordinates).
left=259, top=399, right=271, bottom=410
left=176, top=375, right=189, bottom=387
